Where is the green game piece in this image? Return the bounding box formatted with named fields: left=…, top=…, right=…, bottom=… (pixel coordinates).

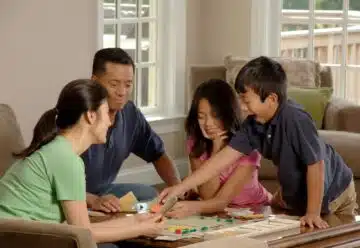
left=216, top=218, right=221, bottom=222
left=190, top=228, right=197, bottom=232
left=225, top=219, right=234, bottom=223
left=182, top=229, right=189, bottom=234
left=201, top=226, right=208, bottom=231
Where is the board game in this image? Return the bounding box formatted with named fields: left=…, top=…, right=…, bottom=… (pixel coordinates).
left=156, top=214, right=300, bottom=241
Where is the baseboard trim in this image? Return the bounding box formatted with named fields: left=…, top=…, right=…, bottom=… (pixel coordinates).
left=115, top=158, right=189, bottom=185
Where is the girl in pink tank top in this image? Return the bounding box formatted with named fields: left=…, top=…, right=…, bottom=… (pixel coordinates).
left=167, top=79, right=272, bottom=219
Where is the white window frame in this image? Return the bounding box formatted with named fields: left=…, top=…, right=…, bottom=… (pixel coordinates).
left=250, top=0, right=360, bottom=103
left=97, top=0, right=186, bottom=119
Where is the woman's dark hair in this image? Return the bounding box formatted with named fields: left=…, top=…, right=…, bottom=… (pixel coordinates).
left=14, top=79, right=108, bottom=159
left=185, top=79, right=242, bottom=158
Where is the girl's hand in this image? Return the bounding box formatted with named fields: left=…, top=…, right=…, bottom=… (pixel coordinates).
left=211, top=130, right=228, bottom=153
left=165, top=201, right=201, bottom=219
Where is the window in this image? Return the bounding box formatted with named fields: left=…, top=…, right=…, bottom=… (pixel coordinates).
left=100, top=0, right=160, bottom=114
left=280, top=0, right=360, bottom=103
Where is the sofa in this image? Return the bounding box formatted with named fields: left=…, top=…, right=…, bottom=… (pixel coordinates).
left=0, top=104, right=97, bottom=248
left=188, top=56, right=360, bottom=206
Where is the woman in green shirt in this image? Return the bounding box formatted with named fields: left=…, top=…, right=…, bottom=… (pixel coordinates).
left=0, top=79, right=164, bottom=248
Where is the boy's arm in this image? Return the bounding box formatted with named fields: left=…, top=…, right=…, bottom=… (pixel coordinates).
left=288, top=112, right=328, bottom=228
left=200, top=163, right=254, bottom=213
left=181, top=146, right=242, bottom=192
left=189, top=156, right=221, bottom=200
left=159, top=131, right=253, bottom=202
left=307, top=160, right=325, bottom=216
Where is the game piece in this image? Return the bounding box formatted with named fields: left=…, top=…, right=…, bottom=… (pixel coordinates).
left=150, top=203, right=162, bottom=213
left=201, top=226, right=209, bottom=231
left=118, top=191, right=138, bottom=212
left=190, top=228, right=197, bottom=232
left=182, top=229, right=189, bottom=234
left=225, top=219, right=234, bottom=223
left=216, top=218, right=221, bottom=222
left=175, top=229, right=182, bottom=234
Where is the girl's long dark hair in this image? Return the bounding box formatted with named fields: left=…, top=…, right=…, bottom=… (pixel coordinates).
left=185, top=79, right=242, bottom=158
left=14, top=79, right=108, bottom=158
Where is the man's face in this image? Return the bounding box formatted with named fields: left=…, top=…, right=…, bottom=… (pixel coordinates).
left=239, top=87, right=277, bottom=124
left=93, top=62, right=134, bottom=110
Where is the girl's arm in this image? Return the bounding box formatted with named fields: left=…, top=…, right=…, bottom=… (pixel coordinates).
left=189, top=156, right=221, bottom=200
left=194, top=163, right=254, bottom=213
left=61, top=201, right=154, bottom=243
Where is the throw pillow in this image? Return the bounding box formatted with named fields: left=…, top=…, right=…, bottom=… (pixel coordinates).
left=287, top=87, right=333, bottom=129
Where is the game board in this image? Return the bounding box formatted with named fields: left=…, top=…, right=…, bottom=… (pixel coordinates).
left=204, top=216, right=300, bottom=240
left=157, top=214, right=300, bottom=242
left=159, top=215, right=239, bottom=239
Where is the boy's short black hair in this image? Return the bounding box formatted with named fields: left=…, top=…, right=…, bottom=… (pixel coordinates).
left=234, top=56, right=287, bottom=103
left=92, top=48, right=135, bottom=76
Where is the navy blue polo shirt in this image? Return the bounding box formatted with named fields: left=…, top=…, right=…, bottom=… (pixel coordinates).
left=229, top=100, right=352, bottom=214
left=81, top=101, right=165, bottom=194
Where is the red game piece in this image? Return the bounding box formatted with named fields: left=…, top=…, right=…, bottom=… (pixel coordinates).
left=175, top=229, right=182, bottom=234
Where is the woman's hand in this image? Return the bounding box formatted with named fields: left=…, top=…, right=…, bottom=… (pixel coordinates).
left=137, top=213, right=165, bottom=237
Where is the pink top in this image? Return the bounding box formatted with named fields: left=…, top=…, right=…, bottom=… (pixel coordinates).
left=187, top=138, right=270, bottom=207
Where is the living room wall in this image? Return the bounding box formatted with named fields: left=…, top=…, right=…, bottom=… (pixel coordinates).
left=0, top=0, right=252, bottom=184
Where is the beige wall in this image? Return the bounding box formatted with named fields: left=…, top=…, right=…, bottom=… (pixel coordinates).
left=186, top=0, right=252, bottom=65
left=0, top=0, right=252, bottom=180
left=0, top=0, right=98, bottom=144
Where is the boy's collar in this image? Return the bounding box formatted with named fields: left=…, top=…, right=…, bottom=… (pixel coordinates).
left=268, top=100, right=287, bottom=126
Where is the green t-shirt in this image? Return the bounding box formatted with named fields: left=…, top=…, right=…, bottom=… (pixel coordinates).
left=0, top=135, right=86, bottom=223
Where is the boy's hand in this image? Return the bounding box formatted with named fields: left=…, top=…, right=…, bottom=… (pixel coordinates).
left=300, top=213, right=329, bottom=229
left=165, top=201, right=200, bottom=219
left=158, top=185, right=187, bottom=204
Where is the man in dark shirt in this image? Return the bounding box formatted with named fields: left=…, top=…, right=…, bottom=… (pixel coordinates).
left=159, top=56, right=356, bottom=229
left=83, top=48, right=180, bottom=213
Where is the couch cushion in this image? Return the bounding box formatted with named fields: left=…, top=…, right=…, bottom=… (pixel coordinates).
left=224, top=56, right=322, bottom=88
left=288, top=87, right=333, bottom=129
left=319, top=130, right=360, bottom=178
left=0, top=218, right=96, bottom=248
left=0, top=104, right=25, bottom=177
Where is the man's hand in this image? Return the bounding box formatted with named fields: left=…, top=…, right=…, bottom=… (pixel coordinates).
left=90, top=194, right=121, bottom=213
left=300, top=213, right=329, bottom=229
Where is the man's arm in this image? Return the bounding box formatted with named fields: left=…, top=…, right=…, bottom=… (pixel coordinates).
left=153, top=153, right=181, bottom=186
left=132, top=108, right=181, bottom=186
left=86, top=193, right=98, bottom=208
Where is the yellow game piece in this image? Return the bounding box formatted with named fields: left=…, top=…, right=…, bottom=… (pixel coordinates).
left=118, top=191, right=138, bottom=212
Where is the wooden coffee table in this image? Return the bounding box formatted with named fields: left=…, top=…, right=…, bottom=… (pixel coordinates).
left=90, top=206, right=360, bottom=247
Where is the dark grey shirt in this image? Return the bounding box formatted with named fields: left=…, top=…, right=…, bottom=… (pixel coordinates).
left=81, top=101, right=165, bottom=194
left=229, top=100, right=352, bottom=214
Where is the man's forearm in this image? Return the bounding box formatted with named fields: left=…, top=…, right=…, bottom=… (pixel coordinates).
left=86, top=193, right=99, bottom=208
left=307, top=161, right=325, bottom=215
left=154, top=153, right=181, bottom=186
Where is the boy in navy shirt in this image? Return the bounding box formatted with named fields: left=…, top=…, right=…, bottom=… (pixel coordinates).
left=160, top=56, right=357, bottom=229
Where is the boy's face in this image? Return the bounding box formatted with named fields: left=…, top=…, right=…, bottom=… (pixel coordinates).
left=239, top=87, right=278, bottom=124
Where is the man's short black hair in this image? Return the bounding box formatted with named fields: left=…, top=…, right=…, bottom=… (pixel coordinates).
left=92, top=48, right=135, bottom=76
left=234, top=56, right=287, bottom=103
